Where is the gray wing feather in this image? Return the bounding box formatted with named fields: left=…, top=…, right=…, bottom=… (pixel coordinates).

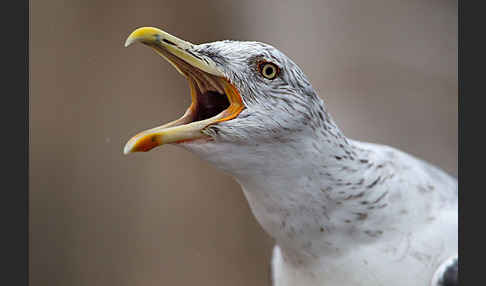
left=431, top=256, right=458, bottom=286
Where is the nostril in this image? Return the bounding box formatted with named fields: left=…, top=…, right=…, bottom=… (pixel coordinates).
left=162, top=38, right=176, bottom=46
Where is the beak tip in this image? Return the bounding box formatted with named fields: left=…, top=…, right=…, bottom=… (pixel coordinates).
left=124, top=38, right=135, bottom=48
left=124, top=26, right=162, bottom=48
left=123, top=143, right=133, bottom=155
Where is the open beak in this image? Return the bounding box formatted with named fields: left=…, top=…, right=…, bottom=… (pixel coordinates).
left=123, top=27, right=244, bottom=154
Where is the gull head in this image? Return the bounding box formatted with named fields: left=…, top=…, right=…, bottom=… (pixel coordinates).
left=123, top=27, right=327, bottom=166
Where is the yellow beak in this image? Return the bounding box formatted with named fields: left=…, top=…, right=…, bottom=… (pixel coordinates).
left=123, top=27, right=244, bottom=154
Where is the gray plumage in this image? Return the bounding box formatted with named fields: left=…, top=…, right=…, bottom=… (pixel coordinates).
left=124, top=30, right=458, bottom=286
left=183, top=40, right=458, bottom=286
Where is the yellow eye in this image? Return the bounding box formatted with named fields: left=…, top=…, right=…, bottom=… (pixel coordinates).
left=258, top=62, right=279, bottom=79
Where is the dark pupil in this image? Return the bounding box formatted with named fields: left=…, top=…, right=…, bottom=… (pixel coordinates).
left=265, top=66, right=274, bottom=76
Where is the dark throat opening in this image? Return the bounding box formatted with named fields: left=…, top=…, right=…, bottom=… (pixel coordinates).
left=194, top=90, right=230, bottom=121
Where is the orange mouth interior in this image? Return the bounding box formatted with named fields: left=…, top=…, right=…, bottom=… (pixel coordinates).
left=124, top=49, right=245, bottom=153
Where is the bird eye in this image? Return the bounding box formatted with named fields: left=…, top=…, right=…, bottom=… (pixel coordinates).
left=258, top=62, right=279, bottom=80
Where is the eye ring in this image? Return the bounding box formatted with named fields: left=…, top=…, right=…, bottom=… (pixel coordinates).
left=258, top=61, right=280, bottom=80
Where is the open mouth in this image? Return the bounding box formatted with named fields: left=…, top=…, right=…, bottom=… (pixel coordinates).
left=194, top=90, right=230, bottom=121
left=174, top=55, right=232, bottom=123
left=123, top=27, right=244, bottom=154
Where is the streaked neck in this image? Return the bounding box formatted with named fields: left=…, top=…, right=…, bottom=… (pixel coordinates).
left=187, top=122, right=393, bottom=263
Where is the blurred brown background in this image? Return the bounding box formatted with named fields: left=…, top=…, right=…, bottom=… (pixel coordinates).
left=30, top=0, right=457, bottom=285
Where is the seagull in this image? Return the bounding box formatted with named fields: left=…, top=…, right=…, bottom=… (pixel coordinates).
left=123, top=27, right=458, bottom=286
